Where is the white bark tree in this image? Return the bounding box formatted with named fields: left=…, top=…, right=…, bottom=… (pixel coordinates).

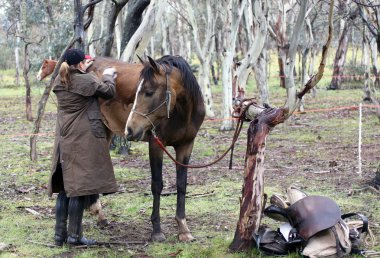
left=87, top=21, right=96, bottom=56
left=369, top=36, right=379, bottom=88
left=184, top=0, right=217, bottom=118
left=114, top=9, right=125, bottom=58
left=233, top=0, right=268, bottom=101
left=363, top=29, right=371, bottom=101
left=254, top=50, right=269, bottom=105
left=284, top=0, right=308, bottom=114
left=219, top=0, right=248, bottom=131
left=121, top=0, right=166, bottom=62
left=160, top=15, right=170, bottom=55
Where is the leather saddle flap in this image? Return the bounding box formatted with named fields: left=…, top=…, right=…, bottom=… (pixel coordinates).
left=287, top=196, right=341, bottom=240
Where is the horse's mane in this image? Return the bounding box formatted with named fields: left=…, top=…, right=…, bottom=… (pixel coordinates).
left=140, top=55, right=204, bottom=106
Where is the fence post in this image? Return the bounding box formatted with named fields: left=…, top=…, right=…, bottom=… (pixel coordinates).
left=358, top=102, right=362, bottom=176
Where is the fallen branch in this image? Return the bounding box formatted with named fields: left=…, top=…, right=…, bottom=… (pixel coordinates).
left=25, top=208, right=41, bottom=216
left=27, top=240, right=57, bottom=248
left=311, top=170, right=330, bottom=174
left=73, top=240, right=148, bottom=249
left=187, top=190, right=215, bottom=198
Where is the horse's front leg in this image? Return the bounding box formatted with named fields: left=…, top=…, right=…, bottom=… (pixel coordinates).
left=148, top=140, right=166, bottom=242
left=174, top=141, right=195, bottom=242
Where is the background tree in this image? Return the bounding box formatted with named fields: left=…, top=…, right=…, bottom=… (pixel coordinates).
left=101, top=0, right=129, bottom=57
left=183, top=0, right=217, bottom=118
left=233, top=0, right=268, bottom=103
left=121, top=0, right=166, bottom=62
left=218, top=0, right=247, bottom=131
left=328, top=4, right=358, bottom=90
left=119, top=0, right=150, bottom=57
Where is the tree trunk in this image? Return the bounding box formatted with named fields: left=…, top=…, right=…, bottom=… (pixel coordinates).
left=309, top=48, right=317, bottom=97
left=369, top=37, right=380, bottom=89
left=15, top=38, right=21, bottom=86
left=284, top=0, right=308, bottom=113
left=120, top=0, right=150, bottom=56
left=177, top=14, right=185, bottom=57
left=102, top=0, right=129, bottom=57
left=229, top=107, right=287, bottom=251
left=220, top=0, right=247, bottom=131
left=277, top=46, right=287, bottom=88
left=363, top=30, right=371, bottom=101
left=160, top=15, right=170, bottom=55
left=115, top=12, right=124, bottom=58
left=23, top=43, right=32, bottom=121
left=233, top=0, right=268, bottom=99
left=329, top=10, right=358, bottom=90
left=185, top=0, right=216, bottom=118
left=121, top=0, right=166, bottom=63
left=149, top=36, right=155, bottom=57
left=299, top=48, right=310, bottom=112
left=74, top=0, right=85, bottom=50
left=254, top=50, right=269, bottom=105
left=87, top=21, right=96, bottom=56
left=329, top=24, right=350, bottom=89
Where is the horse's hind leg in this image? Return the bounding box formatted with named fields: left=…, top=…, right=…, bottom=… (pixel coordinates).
left=174, top=142, right=195, bottom=242
left=149, top=141, right=166, bottom=242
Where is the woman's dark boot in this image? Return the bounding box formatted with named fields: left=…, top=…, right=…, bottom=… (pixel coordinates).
left=67, top=196, right=96, bottom=246
left=54, top=192, right=69, bottom=246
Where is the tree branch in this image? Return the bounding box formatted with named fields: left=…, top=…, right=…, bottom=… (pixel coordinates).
left=82, top=0, right=104, bottom=15
left=297, top=0, right=334, bottom=100
left=352, top=0, right=380, bottom=8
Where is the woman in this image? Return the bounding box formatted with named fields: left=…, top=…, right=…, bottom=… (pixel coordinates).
left=48, top=49, right=118, bottom=246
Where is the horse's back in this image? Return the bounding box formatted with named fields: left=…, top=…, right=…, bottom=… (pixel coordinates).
left=90, top=57, right=143, bottom=136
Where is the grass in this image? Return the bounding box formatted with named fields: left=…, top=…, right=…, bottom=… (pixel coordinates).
left=0, top=52, right=379, bottom=257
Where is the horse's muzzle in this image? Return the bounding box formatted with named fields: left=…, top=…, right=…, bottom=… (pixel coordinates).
left=125, top=127, right=143, bottom=142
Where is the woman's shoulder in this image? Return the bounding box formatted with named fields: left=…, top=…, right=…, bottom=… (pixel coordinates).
left=73, top=70, right=99, bottom=82
left=71, top=71, right=98, bottom=84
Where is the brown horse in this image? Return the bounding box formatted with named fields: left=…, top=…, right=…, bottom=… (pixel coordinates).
left=38, top=56, right=205, bottom=241
left=36, top=59, right=57, bottom=81
left=125, top=56, right=205, bottom=241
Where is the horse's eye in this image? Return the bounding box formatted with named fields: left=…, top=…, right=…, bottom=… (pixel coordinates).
left=145, top=91, right=154, bottom=97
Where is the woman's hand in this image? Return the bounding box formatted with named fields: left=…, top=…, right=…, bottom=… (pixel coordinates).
left=84, top=59, right=94, bottom=70
left=103, top=68, right=117, bottom=79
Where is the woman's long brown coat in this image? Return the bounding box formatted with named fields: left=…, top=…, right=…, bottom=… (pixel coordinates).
left=48, top=68, right=118, bottom=197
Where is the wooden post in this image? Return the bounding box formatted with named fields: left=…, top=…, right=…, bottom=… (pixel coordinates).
left=229, top=108, right=286, bottom=251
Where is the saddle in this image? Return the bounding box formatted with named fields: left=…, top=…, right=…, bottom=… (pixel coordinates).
left=254, top=186, right=369, bottom=257
left=264, top=194, right=341, bottom=241
left=287, top=195, right=341, bottom=241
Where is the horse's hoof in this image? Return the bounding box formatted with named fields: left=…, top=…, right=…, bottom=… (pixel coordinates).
left=151, top=232, right=166, bottom=242
left=178, top=232, right=195, bottom=242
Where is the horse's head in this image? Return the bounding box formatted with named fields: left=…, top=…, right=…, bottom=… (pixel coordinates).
left=125, top=56, right=177, bottom=141
left=36, top=59, right=57, bottom=81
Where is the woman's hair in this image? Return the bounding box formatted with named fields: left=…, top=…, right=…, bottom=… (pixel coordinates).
left=59, top=61, right=71, bottom=88
left=59, top=48, right=85, bottom=88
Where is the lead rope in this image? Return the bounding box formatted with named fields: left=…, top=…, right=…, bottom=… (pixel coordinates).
left=151, top=102, right=252, bottom=169
left=152, top=119, right=244, bottom=169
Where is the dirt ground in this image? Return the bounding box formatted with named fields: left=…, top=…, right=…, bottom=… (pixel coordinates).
left=0, top=87, right=379, bottom=257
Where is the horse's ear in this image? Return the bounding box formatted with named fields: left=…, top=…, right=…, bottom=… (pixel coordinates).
left=136, top=54, right=145, bottom=64
left=147, top=56, right=159, bottom=73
